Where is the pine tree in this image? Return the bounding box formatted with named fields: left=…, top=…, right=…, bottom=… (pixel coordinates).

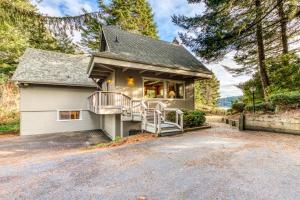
left=0, top=0, right=76, bottom=83
left=81, top=0, right=158, bottom=51
left=195, top=74, right=220, bottom=109
left=173, top=0, right=300, bottom=100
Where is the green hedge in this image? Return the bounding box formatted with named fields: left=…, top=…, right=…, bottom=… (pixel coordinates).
left=166, top=110, right=206, bottom=128
left=231, top=102, right=245, bottom=113
left=270, top=91, right=300, bottom=107
left=245, top=102, right=275, bottom=112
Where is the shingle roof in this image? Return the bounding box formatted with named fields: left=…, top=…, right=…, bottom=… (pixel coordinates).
left=12, top=48, right=96, bottom=87
left=98, top=26, right=211, bottom=74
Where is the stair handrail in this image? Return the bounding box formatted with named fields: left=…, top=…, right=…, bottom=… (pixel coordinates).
left=164, top=108, right=184, bottom=132
left=155, top=101, right=167, bottom=121
left=155, top=109, right=162, bottom=134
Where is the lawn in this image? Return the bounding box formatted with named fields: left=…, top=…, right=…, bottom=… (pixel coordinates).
left=0, top=121, right=19, bottom=133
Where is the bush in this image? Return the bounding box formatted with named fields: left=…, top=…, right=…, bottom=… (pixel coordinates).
left=245, top=102, right=275, bottom=112
left=270, top=91, right=300, bottom=107
left=0, top=83, right=19, bottom=125
left=231, top=101, right=245, bottom=113
left=166, top=110, right=206, bottom=128
left=196, top=105, right=226, bottom=115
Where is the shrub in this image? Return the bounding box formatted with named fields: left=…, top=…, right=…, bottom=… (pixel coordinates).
left=231, top=101, right=245, bottom=113
left=166, top=110, right=206, bottom=128
left=226, top=108, right=233, bottom=115
left=0, top=83, right=19, bottom=125
left=270, top=91, right=300, bottom=107
left=196, top=105, right=226, bottom=115
left=245, top=102, right=275, bottom=112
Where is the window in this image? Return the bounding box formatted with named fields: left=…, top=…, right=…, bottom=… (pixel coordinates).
left=144, top=79, right=164, bottom=98
left=143, top=78, right=185, bottom=99
left=167, top=81, right=184, bottom=99
left=58, top=110, right=81, bottom=121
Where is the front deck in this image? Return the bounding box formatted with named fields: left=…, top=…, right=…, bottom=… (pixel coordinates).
left=87, top=91, right=184, bottom=137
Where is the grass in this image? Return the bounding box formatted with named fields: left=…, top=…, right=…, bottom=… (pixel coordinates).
left=0, top=121, right=19, bottom=132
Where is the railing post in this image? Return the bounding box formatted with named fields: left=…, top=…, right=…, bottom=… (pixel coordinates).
left=180, top=113, right=184, bottom=132
left=154, top=110, right=157, bottom=133
left=157, top=111, right=161, bottom=134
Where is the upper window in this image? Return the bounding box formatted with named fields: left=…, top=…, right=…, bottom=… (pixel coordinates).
left=58, top=110, right=81, bottom=121
left=143, top=78, right=185, bottom=99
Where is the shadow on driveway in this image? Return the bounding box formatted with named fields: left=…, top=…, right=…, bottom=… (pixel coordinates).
left=0, top=130, right=110, bottom=164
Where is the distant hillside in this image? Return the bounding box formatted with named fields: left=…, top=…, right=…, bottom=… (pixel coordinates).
left=218, top=96, right=242, bottom=108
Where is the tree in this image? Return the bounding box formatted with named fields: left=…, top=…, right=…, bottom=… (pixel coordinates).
left=0, top=0, right=76, bottom=83
left=0, top=0, right=103, bottom=35
left=173, top=0, right=300, bottom=100
left=81, top=0, right=158, bottom=51
left=195, top=74, right=220, bottom=108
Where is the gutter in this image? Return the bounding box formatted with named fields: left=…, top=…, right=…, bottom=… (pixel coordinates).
left=15, top=80, right=97, bottom=88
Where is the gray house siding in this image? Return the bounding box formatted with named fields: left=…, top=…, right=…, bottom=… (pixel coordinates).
left=20, top=85, right=100, bottom=135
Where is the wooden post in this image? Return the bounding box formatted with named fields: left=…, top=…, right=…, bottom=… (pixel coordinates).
left=239, top=113, right=245, bottom=131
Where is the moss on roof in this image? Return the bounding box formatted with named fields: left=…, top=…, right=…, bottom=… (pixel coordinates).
left=12, top=48, right=96, bottom=87
left=98, top=26, right=211, bottom=74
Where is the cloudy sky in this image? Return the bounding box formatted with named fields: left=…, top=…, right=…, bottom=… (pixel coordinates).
left=32, top=0, right=251, bottom=98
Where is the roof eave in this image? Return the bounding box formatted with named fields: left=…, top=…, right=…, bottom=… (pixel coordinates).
left=14, top=80, right=97, bottom=88
left=93, top=53, right=212, bottom=76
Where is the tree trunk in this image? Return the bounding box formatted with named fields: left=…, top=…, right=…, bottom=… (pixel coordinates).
left=255, top=0, right=270, bottom=100
left=277, top=0, right=289, bottom=54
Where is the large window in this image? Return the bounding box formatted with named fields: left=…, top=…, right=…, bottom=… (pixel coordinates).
left=143, top=78, right=185, bottom=99
left=58, top=110, right=81, bottom=121
left=167, top=81, right=184, bottom=99
left=144, top=79, right=164, bottom=98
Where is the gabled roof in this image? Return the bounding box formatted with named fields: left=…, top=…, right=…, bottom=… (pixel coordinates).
left=95, top=26, right=211, bottom=74
left=12, top=48, right=96, bottom=87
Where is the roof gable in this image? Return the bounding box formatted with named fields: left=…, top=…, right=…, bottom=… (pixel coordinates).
left=100, top=26, right=210, bottom=73
left=12, top=48, right=96, bottom=87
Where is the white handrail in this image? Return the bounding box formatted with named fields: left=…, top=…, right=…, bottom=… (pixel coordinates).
left=88, top=92, right=184, bottom=134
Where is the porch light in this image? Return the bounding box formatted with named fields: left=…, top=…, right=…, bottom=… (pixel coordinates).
left=107, top=79, right=112, bottom=84
left=127, top=76, right=135, bottom=86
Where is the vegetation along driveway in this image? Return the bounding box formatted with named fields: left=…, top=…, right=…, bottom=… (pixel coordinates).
left=0, top=123, right=299, bottom=200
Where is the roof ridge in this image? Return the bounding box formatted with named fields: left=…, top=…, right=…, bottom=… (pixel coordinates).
left=102, top=25, right=181, bottom=47
left=25, top=48, right=89, bottom=58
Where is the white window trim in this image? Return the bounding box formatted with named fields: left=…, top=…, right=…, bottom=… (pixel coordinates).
left=142, top=77, right=186, bottom=100
left=57, top=109, right=83, bottom=121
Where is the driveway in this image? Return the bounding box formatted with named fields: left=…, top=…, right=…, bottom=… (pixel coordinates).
left=0, top=123, right=299, bottom=200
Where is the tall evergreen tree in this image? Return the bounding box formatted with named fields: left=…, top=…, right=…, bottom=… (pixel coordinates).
left=195, top=74, right=220, bottom=108
left=81, top=0, right=158, bottom=51
left=173, top=0, right=300, bottom=100
left=0, top=0, right=76, bottom=83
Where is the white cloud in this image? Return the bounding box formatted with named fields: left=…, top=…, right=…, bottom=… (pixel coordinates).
left=31, top=0, right=96, bottom=16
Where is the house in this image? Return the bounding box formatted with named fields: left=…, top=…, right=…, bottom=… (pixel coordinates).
left=12, top=26, right=212, bottom=139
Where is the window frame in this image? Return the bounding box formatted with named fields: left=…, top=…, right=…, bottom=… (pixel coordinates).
left=142, top=77, right=185, bottom=100
left=57, top=110, right=82, bottom=121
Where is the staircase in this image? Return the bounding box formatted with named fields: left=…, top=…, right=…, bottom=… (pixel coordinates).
left=87, top=91, right=184, bottom=136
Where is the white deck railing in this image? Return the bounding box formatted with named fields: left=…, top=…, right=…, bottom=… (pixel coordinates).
left=88, top=91, right=184, bottom=134
left=88, top=91, right=132, bottom=114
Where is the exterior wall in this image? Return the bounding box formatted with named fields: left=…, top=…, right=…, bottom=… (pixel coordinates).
left=114, top=69, right=195, bottom=110
left=20, top=85, right=100, bottom=135
left=102, top=114, right=121, bottom=140
left=122, top=121, right=141, bottom=137
left=243, top=114, right=300, bottom=135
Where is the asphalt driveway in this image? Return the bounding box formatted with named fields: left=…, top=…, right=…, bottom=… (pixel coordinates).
left=0, top=123, right=299, bottom=200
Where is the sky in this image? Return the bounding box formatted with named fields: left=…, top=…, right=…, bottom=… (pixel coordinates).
left=32, top=0, right=251, bottom=98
